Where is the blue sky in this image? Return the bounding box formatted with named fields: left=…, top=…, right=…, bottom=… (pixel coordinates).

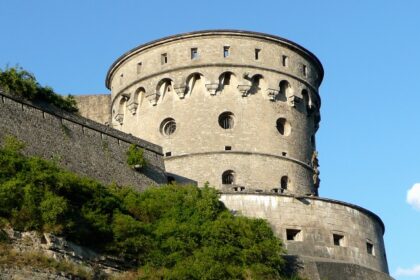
left=1, top=1, right=419, bottom=278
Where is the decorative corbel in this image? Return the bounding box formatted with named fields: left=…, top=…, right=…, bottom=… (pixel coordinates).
left=287, top=95, right=301, bottom=107
left=114, top=113, right=124, bottom=125
left=174, top=85, right=188, bottom=99
left=205, top=83, right=219, bottom=96
left=237, top=85, right=252, bottom=97
left=127, top=101, right=138, bottom=115
left=266, top=88, right=279, bottom=101
left=146, top=92, right=160, bottom=106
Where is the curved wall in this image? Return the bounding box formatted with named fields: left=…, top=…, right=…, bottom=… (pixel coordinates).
left=106, top=30, right=323, bottom=195
left=220, top=193, right=389, bottom=274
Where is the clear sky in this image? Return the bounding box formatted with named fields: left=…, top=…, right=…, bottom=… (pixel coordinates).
left=1, top=1, right=419, bottom=278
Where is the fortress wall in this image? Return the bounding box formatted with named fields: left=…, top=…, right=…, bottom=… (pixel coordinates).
left=74, top=94, right=111, bottom=125
left=0, top=91, right=167, bottom=189
left=220, top=193, right=389, bottom=274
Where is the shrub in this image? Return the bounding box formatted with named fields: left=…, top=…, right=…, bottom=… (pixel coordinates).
left=126, top=144, right=146, bottom=169
left=0, top=66, right=78, bottom=113
left=0, top=136, right=302, bottom=279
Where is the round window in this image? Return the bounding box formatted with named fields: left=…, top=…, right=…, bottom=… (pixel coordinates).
left=218, top=112, right=235, bottom=129
left=276, top=118, right=291, bottom=136
left=160, top=118, right=177, bottom=136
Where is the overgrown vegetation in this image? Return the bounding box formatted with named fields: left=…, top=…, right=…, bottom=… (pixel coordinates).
left=0, top=66, right=78, bottom=113
left=126, top=144, right=147, bottom=169
left=0, top=135, right=300, bottom=279
left=0, top=243, right=93, bottom=279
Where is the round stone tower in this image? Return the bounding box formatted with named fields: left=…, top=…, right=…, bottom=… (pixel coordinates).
left=105, top=30, right=392, bottom=279
left=106, top=30, right=322, bottom=196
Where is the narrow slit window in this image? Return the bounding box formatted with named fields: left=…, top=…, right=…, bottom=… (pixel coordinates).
left=303, top=64, right=307, bottom=76
left=137, top=62, right=142, bottom=74
left=224, top=46, right=230, bottom=57
left=191, top=48, right=198, bottom=59
left=282, top=55, right=288, bottom=67
left=255, top=48, right=261, bottom=60
left=161, top=53, right=168, bottom=64
left=367, top=242, right=375, bottom=255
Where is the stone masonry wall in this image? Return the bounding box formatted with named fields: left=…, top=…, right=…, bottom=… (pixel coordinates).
left=74, top=94, right=111, bottom=125
left=220, top=193, right=389, bottom=275
left=0, top=91, right=166, bottom=190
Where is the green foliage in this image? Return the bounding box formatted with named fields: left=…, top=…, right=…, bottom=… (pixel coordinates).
left=126, top=144, right=146, bottom=168
left=0, top=66, right=78, bottom=113
left=0, top=137, right=299, bottom=279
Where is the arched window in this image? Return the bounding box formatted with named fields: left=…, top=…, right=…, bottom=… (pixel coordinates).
left=222, top=170, right=235, bottom=184
left=302, top=89, right=309, bottom=107
left=276, top=118, right=291, bottom=136
left=281, top=176, right=288, bottom=190
left=279, top=80, right=290, bottom=97
left=219, top=112, right=235, bottom=129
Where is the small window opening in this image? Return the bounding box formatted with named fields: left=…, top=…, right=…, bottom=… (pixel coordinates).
left=333, top=234, right=345, bottom=246
left=137, top=62, right=142, bottom=74
left=255, top=48, right=261, bottom=60
left=282, top=152, right=287, bottom=156
left=191, top=48, right=198, bottom=59
left=276, top=118, right=291, bottom=136
left=286, top=229, right=302, bottom=241
left=282, top=55, right=288, bottom=67
left=165, top=152, right=172, bottom=157
left=272, top=188, right=280, bottom=193
left=161, top=53, right=168, bottom=64
left=281, top=176, right=288, bottom=190
left=119, top=73, right=123, bottom=85
left=225, top=146, right=232, bottom=151
left=219, top=112, right=235, bottom=129
left=233, top=186, right=245, bottom=192
left=222, top=170, right=235, bottom=184
left=167, top=176, right=175, bottom=184
left=367, top=242, right=375, bottom=255
left=222, top=72, right=231, bottom=85
left=223, top=46, right=230, bottom=57
left=311, top=135, right=316, bottom=147
left=302, top=64, right=307, bottom=77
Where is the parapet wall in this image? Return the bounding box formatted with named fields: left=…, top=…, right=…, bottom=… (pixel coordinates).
left=0, top=91, right=166, bottom=190
left=220, top=193, right=389, bottom=275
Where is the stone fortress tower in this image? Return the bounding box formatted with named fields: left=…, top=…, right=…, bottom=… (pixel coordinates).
left=92, top=30, right=392, bottom=279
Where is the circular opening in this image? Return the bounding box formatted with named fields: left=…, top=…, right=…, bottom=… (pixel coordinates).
left=222, top=170, right=235, bottom=184
left=219, top=112, right=235, bottom=129
left=160, top=118, right=177, bottom=136
left=276, top=118, right=291, bottom=136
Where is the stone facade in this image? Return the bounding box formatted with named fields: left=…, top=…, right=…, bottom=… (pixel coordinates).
left=106, top=30, right=322, bottom=195
left=0, top=91, right=166, bottom=190
left=96, top=30, right=392, bottom=279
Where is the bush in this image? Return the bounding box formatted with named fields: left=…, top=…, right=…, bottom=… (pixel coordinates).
left=126, top=144, right=146, bottom=169
left=0, top=66, right=78, bottom=113
left=0, top=136, right=301, bottom=279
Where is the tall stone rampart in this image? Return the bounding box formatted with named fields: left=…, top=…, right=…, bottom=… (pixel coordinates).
left=0, top=91, right=166, bottom=189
